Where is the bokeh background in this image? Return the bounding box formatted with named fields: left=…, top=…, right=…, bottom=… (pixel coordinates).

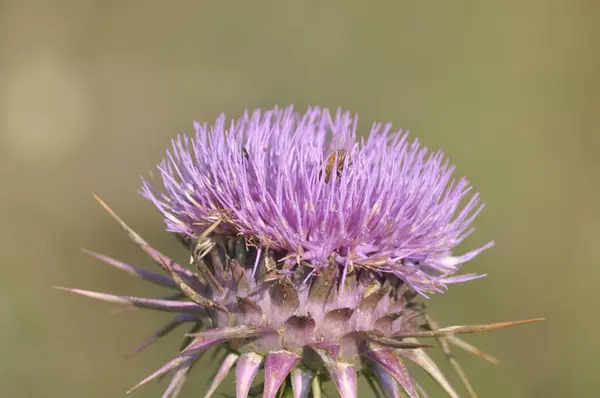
left=2, top=1, right=598, bottom=397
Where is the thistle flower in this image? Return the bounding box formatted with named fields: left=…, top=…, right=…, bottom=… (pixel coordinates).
left=61, top=106, right=542, bottom=398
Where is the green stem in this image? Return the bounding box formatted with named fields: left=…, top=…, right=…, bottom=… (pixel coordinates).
left=279, top=376, right=295, bottom=398
left=311, top=375, right=322, bottom=398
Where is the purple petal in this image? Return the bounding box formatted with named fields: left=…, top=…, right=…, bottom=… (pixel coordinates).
left=437, top=273, right=486, bottom=284
left=235, top=352, right=263, bottom=398
left=291, top=368, right=314, bottom=398
left=263, top=351, right=301, bottom=398
left=204, top=353, right=239, bottom=398
left=55, top=287, right=204, bottom=313
left=366, top=348, right=419, bottom=398
left=431, top=241, right=495, bottom=269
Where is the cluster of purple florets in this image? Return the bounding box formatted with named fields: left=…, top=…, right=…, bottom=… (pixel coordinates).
left=142, top=106, right=492, bottom=294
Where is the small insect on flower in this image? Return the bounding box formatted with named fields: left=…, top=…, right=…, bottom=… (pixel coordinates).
left=322, top=149, right=351, bottom=183
left=60, top=106, right=543, bottom=398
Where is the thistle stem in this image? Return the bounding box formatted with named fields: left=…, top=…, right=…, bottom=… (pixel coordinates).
left=311, top=375, right=322, bottom=398
left=279, top=377, right=294, bottom=398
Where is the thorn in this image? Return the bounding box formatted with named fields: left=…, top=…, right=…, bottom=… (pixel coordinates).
left=395, top=317, right=545, bottom=338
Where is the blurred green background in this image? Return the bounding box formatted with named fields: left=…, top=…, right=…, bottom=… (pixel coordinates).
left=2, top=1, right=598, bottom=397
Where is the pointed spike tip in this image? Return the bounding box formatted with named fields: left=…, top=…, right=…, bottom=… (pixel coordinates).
left=400, top=347, right=459, bottom=398
left=80, top=248, right=177, bottom=288
left=93, top=193, right=117, bottom=217
left=203, top=353, right=238, bottom=398
left=397, top=317, right=546, bottom=338
left=447, top=334, right=500, bottom=364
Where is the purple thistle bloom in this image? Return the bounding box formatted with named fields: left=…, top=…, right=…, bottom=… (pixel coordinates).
left=61, top=106, right=542, bottom=398
left=143, top=106, right=492, bottom=295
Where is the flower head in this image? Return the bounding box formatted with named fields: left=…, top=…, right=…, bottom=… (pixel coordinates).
left=143, top=106, right=492, bottom=296
left=61, top=106, right=542, bottom=398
